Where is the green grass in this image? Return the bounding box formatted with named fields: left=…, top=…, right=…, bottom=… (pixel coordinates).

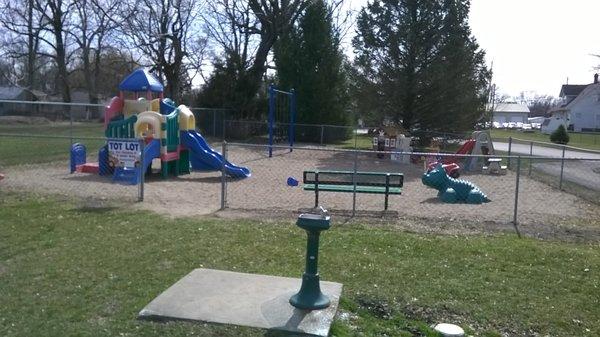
left=0, top=123, right=105, bottom=166
left=492, top=129, right=600, bottom=151
left=1, top=193, right=599, bottom=336
left=338, top=134, right=375, bottom=150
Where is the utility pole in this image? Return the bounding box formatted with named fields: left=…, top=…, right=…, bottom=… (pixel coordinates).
left=488, top=61, right=495, bottom=130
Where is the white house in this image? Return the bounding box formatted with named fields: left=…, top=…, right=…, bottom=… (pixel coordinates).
left=489, top=102, right=530, bottom=124
left=564, top=83, right=600, bottom=132
left=543, top=74, right=600, bottom=133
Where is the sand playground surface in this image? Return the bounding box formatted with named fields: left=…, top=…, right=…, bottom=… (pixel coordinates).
left=3, top=145, right=599, bottom=241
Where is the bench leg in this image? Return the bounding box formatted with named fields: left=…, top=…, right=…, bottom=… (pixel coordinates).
left=384, top=193, right=388, bottom=211
left=315, top=189, right=319, bottom=208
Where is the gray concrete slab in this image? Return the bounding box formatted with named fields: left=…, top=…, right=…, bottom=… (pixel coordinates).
left=138, top=268, right=343, bottom=336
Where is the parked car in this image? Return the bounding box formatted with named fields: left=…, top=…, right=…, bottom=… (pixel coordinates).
left=492, top=121, right=501, bottom=129
left=521, top=123, right=533, bottom=132
left=531, top=123, right=541, bottom=129
left=507, top=122, right=517, bottom=129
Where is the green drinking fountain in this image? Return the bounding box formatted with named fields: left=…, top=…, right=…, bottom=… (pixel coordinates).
left=289, top=207, right=331, bottom=310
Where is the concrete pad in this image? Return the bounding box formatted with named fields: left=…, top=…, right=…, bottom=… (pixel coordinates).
left=138, top=268, right=343, bottom=336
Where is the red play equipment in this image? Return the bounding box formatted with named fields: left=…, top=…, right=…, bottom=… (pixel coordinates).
left=426, top=139, right=476, bottom=178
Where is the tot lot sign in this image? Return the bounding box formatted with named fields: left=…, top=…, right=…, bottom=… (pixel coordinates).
left=108, top=140, right=141, bottom=168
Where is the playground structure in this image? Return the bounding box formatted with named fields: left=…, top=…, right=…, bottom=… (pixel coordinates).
left=268, top=84, right=296, bottom=157
left=372, top=126, right=413, bottom=162
left=422, top=163, right=491, bottom=204
left=71, top=68, right=250, bottom=184
left=426, top=130, right=502, bottom=177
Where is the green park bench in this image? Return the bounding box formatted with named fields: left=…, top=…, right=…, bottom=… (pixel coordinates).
left=303, top=170, right=404, bottom=210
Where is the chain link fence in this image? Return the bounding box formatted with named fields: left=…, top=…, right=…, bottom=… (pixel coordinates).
left=221, top=143, right=600, bottom=231
left=0, top=134, right=142, bottom=206
left=2, top=100, right=600, bottom=240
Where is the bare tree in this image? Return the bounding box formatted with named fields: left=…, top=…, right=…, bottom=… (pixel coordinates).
left=71, top=0, right=121, bottom=111
left=0, top=0, right=44, bottom=92
left=121, top=0, right=207, bottom=101
left=245, top=0, right=312, bottom=93
left=34, top=0, right=76, bottom=103
left=204, top=0, right=258, bottom=73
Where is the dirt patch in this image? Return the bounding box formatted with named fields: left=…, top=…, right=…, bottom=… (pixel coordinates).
left=2, top=145, right=599, bottom=242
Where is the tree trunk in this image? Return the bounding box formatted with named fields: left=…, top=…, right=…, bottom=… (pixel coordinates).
left=26, top=0, right=36, bottom=92
left=52, top=5, right=71, bottom=120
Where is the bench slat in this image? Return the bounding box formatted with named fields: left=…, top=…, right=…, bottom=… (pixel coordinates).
left=304, top=169, right=403, bottom=177
left=303, top=170, right=403, bottom=188
left=303, top=184, right=402, bottom=194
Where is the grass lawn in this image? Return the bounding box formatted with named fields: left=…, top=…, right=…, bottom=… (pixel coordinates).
left=338, top=134, right=463, bottom=153
left=338, top=133, right=375, bottom=150
left=1, top=193, right=599, bottom=336
left=0, top=123, right=106, bottom=166
left=492, top=129, right=600, bottom=151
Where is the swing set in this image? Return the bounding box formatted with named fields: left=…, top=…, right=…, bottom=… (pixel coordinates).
left=268, top=84, right=297, bottom=157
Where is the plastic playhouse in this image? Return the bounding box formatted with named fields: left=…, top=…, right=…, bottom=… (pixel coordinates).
left=71, top=68, right=250, bottom=184
left=372, top=126, right=412, bottom=161
left=425, top=130, right=503, bottom=178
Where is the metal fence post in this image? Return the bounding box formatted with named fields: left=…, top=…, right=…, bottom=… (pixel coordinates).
left=212, top=110, right=217, bottom=137
left=320, top=125, right=325, bottom=145
left=221, top=141, right=228, bottom=210
left=507, top=136, right=512, bottom=169
left=268, top=84, right=275, bottom=157
left=559, top=145, right=566, bottom=190
left=352, top=149, right=358, bottom=217
left=512, top=156, right=521, bottom=238
left=69, top=108, right=74, bottom=147
left=222, top=119, right=226, bottom=142
left=139, top=139, right=145, bottom=202
left=528, top=141, right=533, bottom=176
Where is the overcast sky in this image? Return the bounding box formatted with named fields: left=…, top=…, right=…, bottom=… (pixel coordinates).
left=348, top=0, right=600, bottom=98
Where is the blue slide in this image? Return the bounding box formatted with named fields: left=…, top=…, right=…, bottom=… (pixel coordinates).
left=180, top=130, right=251, bottom=179
left=113, top=139, right=161, bottom=185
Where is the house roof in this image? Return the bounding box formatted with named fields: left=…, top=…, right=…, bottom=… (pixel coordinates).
left=559, top=84, right=588, bottom=97
left=118, top=68, right=164, bottom=92
left=0, top=86, right=24, bottom=100
left=488, top=103, right=530, bottom=114
left=565, top=83, right=600, bottom=109
left=0, top=86, right=48, bottom=101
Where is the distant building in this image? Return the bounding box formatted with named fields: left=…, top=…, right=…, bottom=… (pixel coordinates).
left=559, top=84, right=588, bottom=106
left=489, top=102, right=530, bottom=124
left=43, top=90, right=107, bottom=120
left=1, top=86, right=107, bottom=120
left=542, top=74, right=600, bottom=133
left=0, top=86, right=48, bottom=116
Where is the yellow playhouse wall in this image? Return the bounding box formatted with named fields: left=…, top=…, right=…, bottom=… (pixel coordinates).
left=123, top=99, right=154, bottom=118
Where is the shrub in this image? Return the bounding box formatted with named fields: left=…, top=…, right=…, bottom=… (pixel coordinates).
left=550, top=124, right=570, bottom=144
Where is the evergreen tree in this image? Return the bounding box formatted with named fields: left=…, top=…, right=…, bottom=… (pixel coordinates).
left=424, top=0, right=490, bottom=131
left=196, top=56, right=265, bottom=120
left=550, top=124, right=569, bottom=145
left=353, top=0, right=489, bottom=132
left=274, top=0, right=349, bottom=130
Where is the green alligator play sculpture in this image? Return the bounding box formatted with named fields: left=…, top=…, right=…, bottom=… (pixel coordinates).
left=422, top=163, right=491, bottom=204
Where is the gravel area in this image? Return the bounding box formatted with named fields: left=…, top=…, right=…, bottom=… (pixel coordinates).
left=2, top=145, right=599, bottom=240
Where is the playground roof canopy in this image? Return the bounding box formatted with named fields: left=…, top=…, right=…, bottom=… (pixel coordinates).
left=118, top=68, right=164, bottom=92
